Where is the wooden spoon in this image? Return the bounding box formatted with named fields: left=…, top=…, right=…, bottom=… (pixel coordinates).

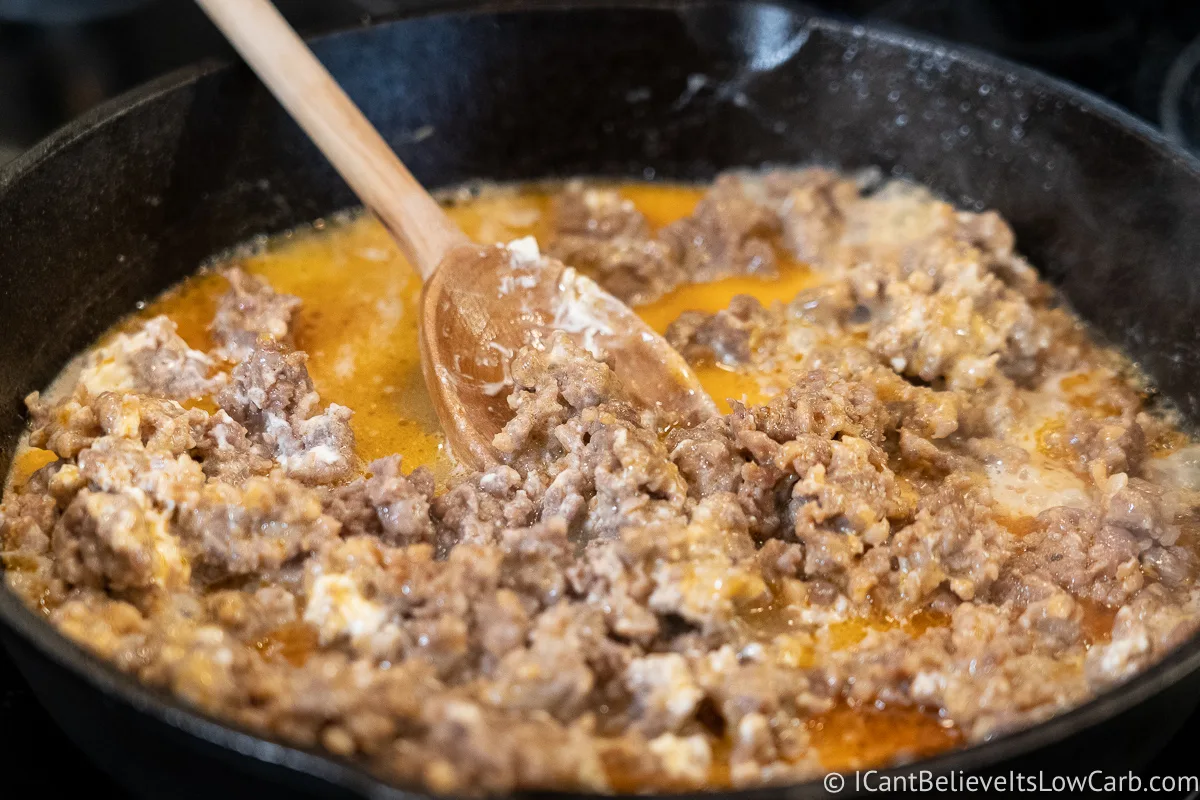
left=196, top=0, right=718, bottom=469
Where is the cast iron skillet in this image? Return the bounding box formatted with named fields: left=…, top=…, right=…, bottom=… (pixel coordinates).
left=3, top=1, right=1200, bottom=798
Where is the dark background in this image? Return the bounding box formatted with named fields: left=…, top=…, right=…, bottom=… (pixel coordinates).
left=2, top=0, right=1200, bottom=164
left=2, top=1, right=1200, bottom=798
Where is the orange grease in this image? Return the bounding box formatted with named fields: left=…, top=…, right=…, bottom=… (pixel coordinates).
left=255, top=621, right=320, bottom=667
left=809, top=704, right=960, bottom=772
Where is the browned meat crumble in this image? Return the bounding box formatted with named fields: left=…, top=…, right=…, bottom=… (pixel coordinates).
left=4, top=169, right=1200, bottom=795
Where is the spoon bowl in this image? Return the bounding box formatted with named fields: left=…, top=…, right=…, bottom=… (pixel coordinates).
left=423, top=241, right=719, bottom=468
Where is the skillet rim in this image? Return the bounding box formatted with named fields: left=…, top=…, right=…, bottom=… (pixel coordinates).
left=2, top=1, right=1200, bottom=797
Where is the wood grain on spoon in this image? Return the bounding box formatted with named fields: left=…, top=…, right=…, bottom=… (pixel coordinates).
left=196, top=0, right=719, bottom=468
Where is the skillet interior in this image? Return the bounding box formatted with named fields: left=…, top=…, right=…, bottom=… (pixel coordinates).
left=4, top=2, right=1200, bottom=797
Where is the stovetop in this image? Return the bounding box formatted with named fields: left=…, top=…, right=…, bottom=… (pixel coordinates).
left=2, top=1, right=1200, bottom=798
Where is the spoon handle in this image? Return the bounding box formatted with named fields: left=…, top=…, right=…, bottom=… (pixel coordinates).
left=196, top=0, right=467, bottom=279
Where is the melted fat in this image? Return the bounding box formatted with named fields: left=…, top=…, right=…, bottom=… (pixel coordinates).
left=129, top=183, right=952, bottom=772
left=11, top=181, right=1155, bottom=781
